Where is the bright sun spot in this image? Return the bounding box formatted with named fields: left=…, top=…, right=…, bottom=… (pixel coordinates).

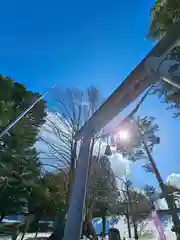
left=118, top=130, right=130, bottom=141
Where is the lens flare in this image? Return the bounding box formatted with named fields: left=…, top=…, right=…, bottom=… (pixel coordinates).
left=118, top=130, right=130, bottom=141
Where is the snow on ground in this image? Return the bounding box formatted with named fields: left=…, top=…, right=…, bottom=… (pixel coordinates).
left=0, top=232, right=51, bottom=240
left=0, top=221, right=176, bottom=240
left=111, top=217, right=176, bottom=239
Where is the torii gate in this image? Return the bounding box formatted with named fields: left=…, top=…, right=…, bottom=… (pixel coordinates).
left=63, top=23, right=180, bottom=240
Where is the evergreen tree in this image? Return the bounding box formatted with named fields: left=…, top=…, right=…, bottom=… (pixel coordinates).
left=0, top=75, right=46, bottom=218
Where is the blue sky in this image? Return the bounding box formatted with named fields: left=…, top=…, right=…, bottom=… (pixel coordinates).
left=0, top=0, right=180, bottom=187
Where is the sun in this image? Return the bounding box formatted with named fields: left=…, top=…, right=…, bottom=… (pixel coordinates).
left=118, top=130, right=130, bottom=141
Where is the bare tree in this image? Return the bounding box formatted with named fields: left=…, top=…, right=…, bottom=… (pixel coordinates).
left=38, top=87, right=101, bottom=193
left=37, top=87, right=103, bottom=239
left=115, top=177, right=152, bottom=240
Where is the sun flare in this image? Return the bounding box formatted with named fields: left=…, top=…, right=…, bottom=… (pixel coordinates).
left=118, top=130, right=130, bottom=141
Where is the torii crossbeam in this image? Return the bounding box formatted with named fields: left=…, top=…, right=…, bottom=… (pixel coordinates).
left=63, top=23, right=180, bottom=240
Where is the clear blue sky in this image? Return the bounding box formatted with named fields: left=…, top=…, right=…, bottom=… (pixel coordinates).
left=0, top=0, right=180, bottom=187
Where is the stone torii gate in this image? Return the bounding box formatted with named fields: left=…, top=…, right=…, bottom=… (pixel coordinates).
left=63, top=23, right=180, bottom=240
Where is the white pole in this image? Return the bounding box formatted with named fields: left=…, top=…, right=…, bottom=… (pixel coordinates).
left=0, top=84, right=56, bottom=138
left=63, top=134, right=91, bottom=240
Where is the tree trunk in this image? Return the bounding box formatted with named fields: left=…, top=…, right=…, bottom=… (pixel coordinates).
left=20, top=223, right=27, bottom=240
left=108, top=228, right=121, bottom=240
left=126, top=184, right=138, bottom=240
left=20, top=230, right=26, bottom=240
left=20, top=220, right=29, bottom=240
left=65, top=141, right=77, bottom=212
left=133, top=221, right=138, bottom=240
left=86, top=220, right=98, bottom=240
left=85, top=208, right=98, bottom=240
left=11, top=229, right=19, bottom=240
left=0, top=212, right=5, bottom=223
left=20, top=214, right=35, bottom=240
left=102, top=215, right=106, bottom=239
left=34, top=229, right=39, bottom=239
left=48, top=214, right=65, bottom=240
left=125, top=210, right=131, bottom=238
left=143, top=140, right=180, bottom=239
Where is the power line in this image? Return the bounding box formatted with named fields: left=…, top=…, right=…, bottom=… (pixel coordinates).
left=0, top=84, right=56, bottom=139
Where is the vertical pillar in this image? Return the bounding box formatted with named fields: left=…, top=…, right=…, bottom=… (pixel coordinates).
left=63, top=134, right=91, bottom=240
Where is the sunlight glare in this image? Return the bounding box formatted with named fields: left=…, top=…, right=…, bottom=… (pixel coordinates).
left=118, top=130, right=130, bottom=142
